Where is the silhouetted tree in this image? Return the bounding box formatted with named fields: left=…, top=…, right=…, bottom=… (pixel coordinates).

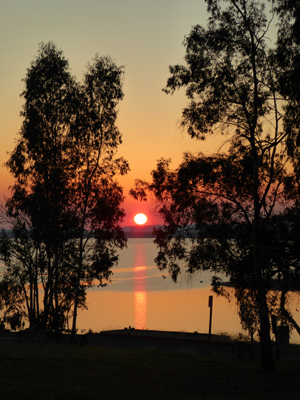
left=275, top=0, right=300, bottom=166
left=3, top=42, right=78, bottom=333
left=0, top=211, right=83, bottom=332
left=0, top=224, right=36, bottom=330
left=0, top=42, right=128, bottom=335
left=131, top=0, right=300, bottom=371
left=273, top=0, right=300, bottom=336
left=69, top=54, right=129, bottom=337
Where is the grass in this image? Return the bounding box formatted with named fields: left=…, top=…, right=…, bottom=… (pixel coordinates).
left=0, top=340, right=299, bottom=400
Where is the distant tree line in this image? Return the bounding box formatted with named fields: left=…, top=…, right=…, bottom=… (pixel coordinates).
left=131, top=0, right=300, bottom=371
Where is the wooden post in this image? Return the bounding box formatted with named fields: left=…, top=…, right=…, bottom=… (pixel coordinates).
left=208, top=295, right=213, bottom=342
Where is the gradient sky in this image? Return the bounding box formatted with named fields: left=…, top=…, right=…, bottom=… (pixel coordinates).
left=0, top=0, right=220, bottom=226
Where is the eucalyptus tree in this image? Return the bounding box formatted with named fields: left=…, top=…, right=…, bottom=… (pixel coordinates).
left=271, top=0, right=300, bottom=337
left=4, top=42, right=78, bottom=333
left=131, top=0, right=298, bottom=371
left=0, top=222, right=38, bottom=330
left=1, top=42, right=128, bottom=335
left=275, top=0, right=300, bottom=184
left=69, top=55, right=129, bottom=337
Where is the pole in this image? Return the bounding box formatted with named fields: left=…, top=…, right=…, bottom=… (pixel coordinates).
left=208, top=295, right=213, bottom=342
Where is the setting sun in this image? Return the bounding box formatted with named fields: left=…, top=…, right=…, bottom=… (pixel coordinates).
left=134, top=213, right=147, bottom=225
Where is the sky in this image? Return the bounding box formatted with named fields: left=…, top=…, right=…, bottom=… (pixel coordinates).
left=0, top=0, right=220, bottom=226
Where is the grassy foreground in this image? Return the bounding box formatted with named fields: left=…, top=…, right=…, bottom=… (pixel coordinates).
left=0, top=341, right=299, bottom=400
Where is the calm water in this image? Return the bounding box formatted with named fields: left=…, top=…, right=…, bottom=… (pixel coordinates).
left=78, top=238, right=300, bottom=344
left=1, top=237, right=299, bottom=342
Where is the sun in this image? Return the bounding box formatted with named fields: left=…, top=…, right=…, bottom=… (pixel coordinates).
left=134, top=213, right=147, bottom=225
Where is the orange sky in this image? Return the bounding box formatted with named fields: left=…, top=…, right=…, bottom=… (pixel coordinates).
left=0, top=0, right=220, bottom=227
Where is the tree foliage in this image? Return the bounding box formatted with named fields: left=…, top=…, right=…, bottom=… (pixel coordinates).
left=131, top=0, right=300, bottom=371
left=0, top=42, right=129, bottom=336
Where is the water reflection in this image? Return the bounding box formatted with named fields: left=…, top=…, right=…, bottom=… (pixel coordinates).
left=134, top=244, right=147, bottom=329
left=77, top=239, right=300, bottom=344
left=134, top=291, right=147, bottom=329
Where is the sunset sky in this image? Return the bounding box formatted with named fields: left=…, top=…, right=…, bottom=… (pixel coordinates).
left=0, top=0, right=220, bottom=226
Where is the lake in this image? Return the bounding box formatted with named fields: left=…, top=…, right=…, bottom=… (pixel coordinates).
left=78, top=238, right=300, bottom=344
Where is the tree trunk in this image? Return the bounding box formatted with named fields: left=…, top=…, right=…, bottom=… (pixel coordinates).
left=35, top=248, right=40, bottom=328
left=253, top=209, right=274, bottom=371
left=42, top=254, right=53, bottom=330
left=71, top=234, right=84, bottom=339
left=256, top=285, right=274, bottom=371
left=53, top=250, right=60, bottom=337
left=252, top=155, right=274, bottom=371
left=280, top=289, right=300, bottom=336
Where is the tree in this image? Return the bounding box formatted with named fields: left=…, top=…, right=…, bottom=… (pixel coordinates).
left=0, top=214, right=81, bottom=332
left=275, top=0, right=300, bottom=165
left=131, top=0, right=299, bottom=371
left=0, top=225, right=37, bottom=330
left=69, top=54, right=129, bottom=337
left=0, top=42, right=128, bottom=336
left=2, top=42, right=78, bottom=333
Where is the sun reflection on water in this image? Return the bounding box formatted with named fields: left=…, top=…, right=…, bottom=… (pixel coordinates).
left=134, top=291, right=147, bottom=329
left=134, top=244, right=147, bottom=329
left=75, top=239, right=300, bottom=344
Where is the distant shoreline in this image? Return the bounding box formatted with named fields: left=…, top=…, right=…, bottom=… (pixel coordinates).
left=0, top=225, right=194, bottom=239
left=123, top=225, right=157, bottom=239
left=125, top=231, right=156, bottom=239
left=0, top=226, right=158, bottom=240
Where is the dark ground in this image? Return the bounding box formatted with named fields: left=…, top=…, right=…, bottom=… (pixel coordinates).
left=0, top=331, right=300, bottom=400
left=3, top=327, right=299, bottom=361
